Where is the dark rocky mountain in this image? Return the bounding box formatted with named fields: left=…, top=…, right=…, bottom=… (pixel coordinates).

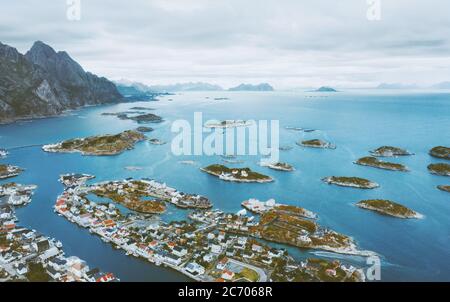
left=228, top=83, right=274, bottom=91
left=0, top=41, right=123, bottom=123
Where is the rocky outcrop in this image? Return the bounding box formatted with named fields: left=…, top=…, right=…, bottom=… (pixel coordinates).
left=0, top=41, right=123, bottom=123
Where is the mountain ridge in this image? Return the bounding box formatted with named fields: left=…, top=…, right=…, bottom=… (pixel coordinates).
left=0, top=41, right=123, bottom=123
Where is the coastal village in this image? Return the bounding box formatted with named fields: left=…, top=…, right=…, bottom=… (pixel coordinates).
left=53, top=174, right=366, bottom=282
left=0, top=181, right=118, bottom=282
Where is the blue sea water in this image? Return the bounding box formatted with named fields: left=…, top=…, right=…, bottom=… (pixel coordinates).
left=0, top=90, right=449, bottom=281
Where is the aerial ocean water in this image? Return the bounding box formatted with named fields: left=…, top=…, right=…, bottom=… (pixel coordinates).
left=0, top=90, right=449, bottom=281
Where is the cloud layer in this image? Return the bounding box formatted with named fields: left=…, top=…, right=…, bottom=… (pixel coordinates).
left=1, top=0, right=450, bottom=88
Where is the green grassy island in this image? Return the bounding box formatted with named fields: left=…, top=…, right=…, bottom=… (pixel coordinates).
left=92, top=184, right=166, bottom=214
left=297, top=139, right=336, bottom=149
left=322, top=176, right=379, bottom=189
left=42, top=130, right=146, bottom=156
left=428, top=163, right=450, bottom=176
left=437, top=185, right=450, bottom=193
left=369, top=146, right=413, bottom=157
left=201, top=164, right=273, bottom=183
left=356, top=199, right=422, bottom=219
left=354, top=156, right=408, bottom=172
left=0, top=164, right=23, bottom=179
left=429, top=146, right=450, bottom=160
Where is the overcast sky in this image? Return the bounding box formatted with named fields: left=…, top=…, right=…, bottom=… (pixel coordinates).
left=1, top=0, right=450, bottom=89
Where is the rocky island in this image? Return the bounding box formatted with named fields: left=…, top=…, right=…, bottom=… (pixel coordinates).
left=259, top=161, right=294, bottom=172
left=201, top=164, right=273, bottom=183
left=437, top=185, right=450, bottom=193
left=129, top=113, right=163, bottom=123
left=354, top=156, right=408, bottom=172
left=356, top=199, right=422, bottom=219
left=136, top=126, right=154, bottom=133
left=102, top=112, right=163, bottom=123
left=427, top=163, right=450, bottom=176
left=369, top=146, right=413, bottom=157
left=0, top=164, right=23, bottom=179
left=429, top=146, right=450, bottom=160
left=297, top=139, right=336, bottom=149
left=322, top=176, right=379, bottom=189
left=204, top=120, right=253, bottom=129
left=42, top=130, right=146, bottom=156
left=148, top=138, right=166, bottom=145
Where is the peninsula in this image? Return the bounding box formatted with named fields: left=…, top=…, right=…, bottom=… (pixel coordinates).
left=201, top=164, right=273, bottom=183
left=322, top=176, right=379, bottom=189
left=356, top=199, right=422, bottom=219
left=42, top=130, right=145, bottom=156
left=354, top=156, right=408, bottom=172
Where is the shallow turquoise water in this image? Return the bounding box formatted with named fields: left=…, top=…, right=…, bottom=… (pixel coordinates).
left=1, top=90, right=449, bottom=281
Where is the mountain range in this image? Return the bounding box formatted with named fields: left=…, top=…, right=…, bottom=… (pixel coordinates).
left=228, top=83, right=274, bottom=91
left=116, top=80, right=276, bottom=93
left=0, top=41, right=123, bottom=123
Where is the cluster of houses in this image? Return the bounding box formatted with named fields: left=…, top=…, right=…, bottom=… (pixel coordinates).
left=0, top=184, right=117, bottom=282
left=0, top=183, right=37, bottom=206
left=54, top=175, right=364, bottom=283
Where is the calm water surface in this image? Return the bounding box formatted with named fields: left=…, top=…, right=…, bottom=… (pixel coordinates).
left=0, top=90, right=449, bottom=281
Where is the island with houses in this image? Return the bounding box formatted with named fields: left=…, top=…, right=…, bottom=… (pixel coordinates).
left=52, top=174, right=367, bottom=282
left=0, top=180, right=117, bottom=282
left=0, top=164, right=23, bottom=180
left=42, top=130, right=146, bottom=156
left=201, top=164, right=274, bottom=183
